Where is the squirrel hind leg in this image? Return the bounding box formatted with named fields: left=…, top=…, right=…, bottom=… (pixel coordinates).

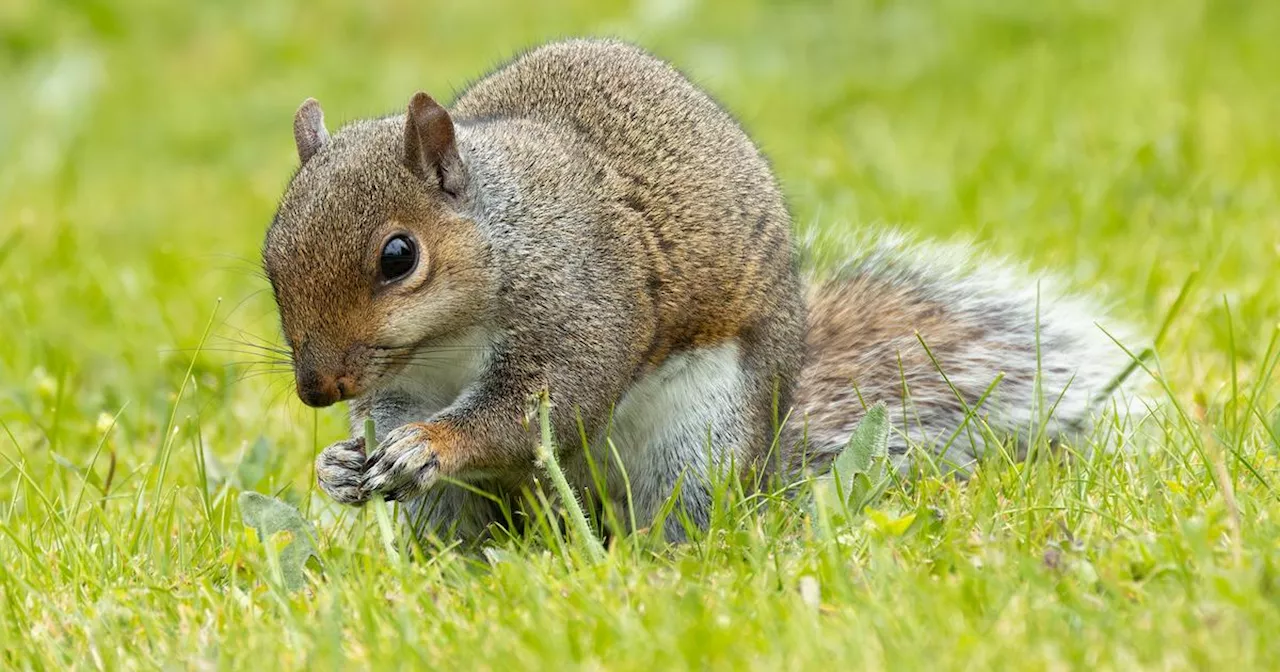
left=399, top=479, right=510, bottom=549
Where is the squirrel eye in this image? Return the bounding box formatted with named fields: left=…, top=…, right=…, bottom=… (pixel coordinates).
left=379, top=235, right=418, bottom=282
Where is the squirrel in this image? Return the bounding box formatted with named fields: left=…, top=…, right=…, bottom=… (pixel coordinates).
left=263, top=39, right=1133, bottom=543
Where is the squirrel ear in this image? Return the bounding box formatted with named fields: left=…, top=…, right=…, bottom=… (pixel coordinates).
left=293, top=98, right=329, bottom=164
left=404, top=91, right=464, bottom=196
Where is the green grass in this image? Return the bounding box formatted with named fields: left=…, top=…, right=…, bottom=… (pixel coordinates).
left=3, top=0, right=1280, bottom=668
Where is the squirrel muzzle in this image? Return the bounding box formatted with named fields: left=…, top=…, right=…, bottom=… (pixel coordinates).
left=293, top=340, right=363, bottom=408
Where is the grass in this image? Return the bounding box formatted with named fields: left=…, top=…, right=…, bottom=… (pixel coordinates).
left=3, top=0, right=1280, bottom=668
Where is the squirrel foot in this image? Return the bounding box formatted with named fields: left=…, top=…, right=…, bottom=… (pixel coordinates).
left=362, top=422, right=442, bottom=502
left=316, top=437, right=370, bottom=506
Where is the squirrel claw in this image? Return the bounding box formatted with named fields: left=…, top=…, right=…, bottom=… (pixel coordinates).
left=362, top=423, right=441, bottom=502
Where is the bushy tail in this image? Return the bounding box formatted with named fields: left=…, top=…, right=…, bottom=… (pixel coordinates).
left=786, top=230, right=1142, bottom=476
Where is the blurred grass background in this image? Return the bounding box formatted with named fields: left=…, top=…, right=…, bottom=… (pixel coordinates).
left=3, top=0, right=1280, bottom=668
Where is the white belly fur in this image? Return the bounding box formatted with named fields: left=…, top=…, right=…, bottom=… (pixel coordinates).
left=579, top=340, right=745, bottom=523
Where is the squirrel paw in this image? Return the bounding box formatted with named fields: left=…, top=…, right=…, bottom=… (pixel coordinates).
left=362, top=422, right=441, bottom=502
left=316, top=437, right=370, bottom=506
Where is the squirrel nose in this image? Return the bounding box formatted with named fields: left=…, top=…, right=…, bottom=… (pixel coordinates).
left=296, top=370, right=361, bottom=408
left=296, top=370, right=342, bottom=408
left=293, top=339, right=362, bottom=407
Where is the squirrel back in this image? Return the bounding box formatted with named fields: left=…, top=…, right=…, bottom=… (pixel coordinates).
left=450, top=40, right=803, bottom=371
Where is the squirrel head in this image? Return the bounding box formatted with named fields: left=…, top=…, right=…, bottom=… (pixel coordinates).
left=263, top=93, right=490, bottom=408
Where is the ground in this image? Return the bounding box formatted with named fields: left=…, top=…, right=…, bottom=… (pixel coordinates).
left=2, top=0, right=1280, bottom=668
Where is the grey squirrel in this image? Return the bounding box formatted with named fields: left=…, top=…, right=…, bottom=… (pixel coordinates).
left=263, top=39, right=1133, bottom=542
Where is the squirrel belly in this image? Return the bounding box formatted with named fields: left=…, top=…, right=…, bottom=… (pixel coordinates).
left=561, top=340, right=750, bottom=534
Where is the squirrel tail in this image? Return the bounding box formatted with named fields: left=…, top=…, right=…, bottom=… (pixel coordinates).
left=787, top=229, right=1145, bottom=477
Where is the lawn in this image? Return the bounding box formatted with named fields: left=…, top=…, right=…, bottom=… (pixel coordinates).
left=3, top=0, right=1280, bottom=668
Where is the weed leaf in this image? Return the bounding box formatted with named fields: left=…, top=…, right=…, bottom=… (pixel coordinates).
left=239, top=491, right=320, bottom=592
left=809, top=403, right=893, bottom=526
left=833, top=402, right=889, bottom=480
